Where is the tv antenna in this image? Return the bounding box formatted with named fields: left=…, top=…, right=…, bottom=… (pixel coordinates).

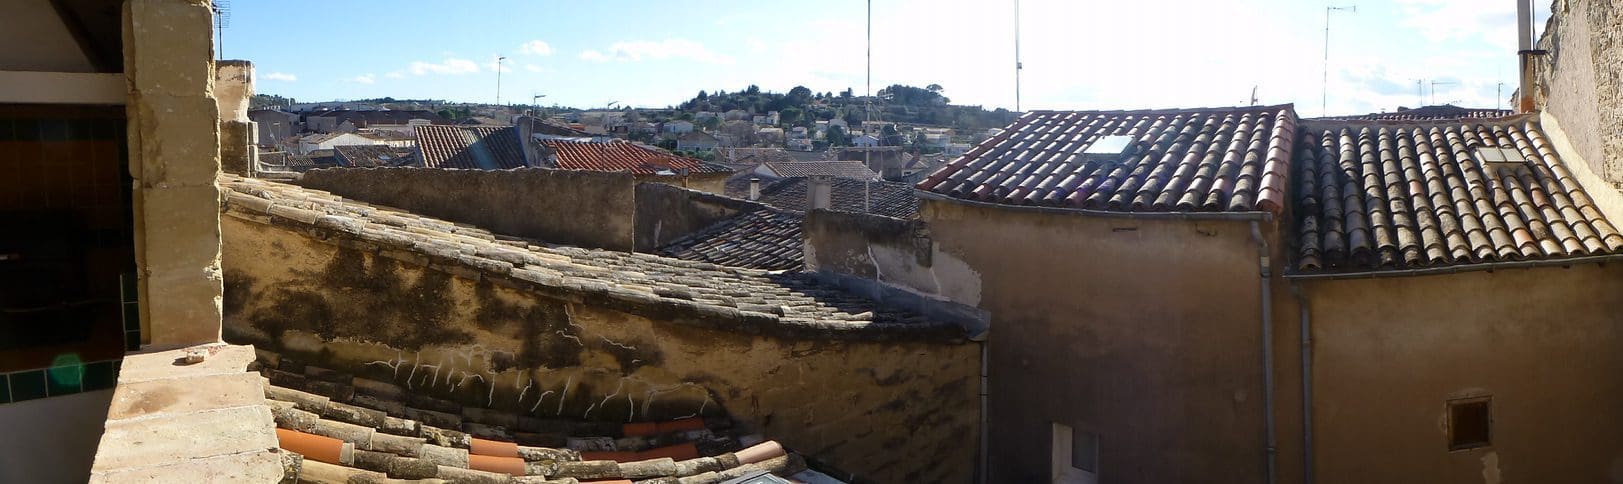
left=1321, top=4, right=1357, bottom=116
left=1015, top=0, right=1023, bottom=112
left=1250, top=86, right=1259, bottom=106
left=211, top=0, right=231, bottom=59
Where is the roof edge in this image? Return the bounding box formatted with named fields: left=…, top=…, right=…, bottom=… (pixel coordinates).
left=916, top=189, right=1273, bottom=222
left=1285, top=253, right=1623, bottom=280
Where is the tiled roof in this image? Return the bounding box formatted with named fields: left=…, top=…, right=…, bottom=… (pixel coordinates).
left=1292, top=116, right=1623, bottom=273
left=414, top=125, right=529, bottom=170
left=658, top=209, right=805, bottom=271
left=1315, top=105, right=1514, bottom=122
left=726, top=177, right=919, bottom=219
left=713, top=148, right=823, bottom=170
left=255, top=352, right=831, bottom=483
left=918, top=105, right=1297, bottom=214
left=763, top=161, right=878, bottom=180
left=308, top=109, right=448, bottom=126
left=539, top=139, right=731, bottom=175
left=220, top=175, right=958, bottom=340
left=333, top=144, right=414, bottom=168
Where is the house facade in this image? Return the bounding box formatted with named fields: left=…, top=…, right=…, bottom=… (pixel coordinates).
left=676, top=131, right=720, bottom=151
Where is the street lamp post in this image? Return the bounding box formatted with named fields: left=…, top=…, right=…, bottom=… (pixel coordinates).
left=496, top=56, right=507, bottom=105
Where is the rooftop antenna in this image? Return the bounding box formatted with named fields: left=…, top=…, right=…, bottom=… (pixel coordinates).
left=865, top=0, right=872, bottom=170
left=1430, top=80, right=1457, bottom=105
left=1415, top=79, right=1423, bottom=107
left=495, top=56, right=507, bottom=106
left=1250, top=86, right=1259, bottom=106
left=211, top=0, right=231, bottom=60
left=1497, top=82, right=1505, bottom=110
left=1014, top=0, right=1023, bottom=112
left=1321, top=4, right=1357, bottom=116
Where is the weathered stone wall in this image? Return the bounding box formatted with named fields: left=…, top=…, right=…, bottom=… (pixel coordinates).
left=220, top=216, right=980, bottom=483
left=803, top=210, right=988, bottom=335
left=632, top=182, right=768, bottom=250
left=216, top=60, right=256, bottom=176
left=299, top=168, right=639, bottom=251
left=123, top=0, right=224, bottom=348
left=1535, top=0, right=1623, bottom=186
left=1304, top=264, right=1623, bottom=483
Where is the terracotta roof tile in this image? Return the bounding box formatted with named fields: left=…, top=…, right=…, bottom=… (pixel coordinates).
left=539, top=139, right=731, bottom=175
left=1313, top=105, right=1515, bottom=122
left=414, top=125, right=529, bottom=170
left=762, top=161, right=878, bottom=180
left=256, top=355, right=824, bottom=482
left=657, top=209, right=805, bottom=271
left=727, top=177, right=919, bottom=219
left=1291, top=115, right=1623, bottom=273
left=333, top=144, right=414, bottom=168
left=917, top=105, right=1297, bottom=214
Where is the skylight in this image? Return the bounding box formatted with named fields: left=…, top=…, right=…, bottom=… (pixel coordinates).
left=1083, top=135, right=1135, bottom=156
left=1475, top=146, right=1528, bottom=164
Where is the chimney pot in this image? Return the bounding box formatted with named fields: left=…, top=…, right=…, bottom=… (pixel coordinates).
left=749, top=177, right=761, bottom=200
left=808, top=175, right=833, bottom=210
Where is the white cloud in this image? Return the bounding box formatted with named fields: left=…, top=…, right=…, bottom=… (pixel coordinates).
left=483, top=57, right=511, bottom=72
left=525, top=64, right=545, bottom=73
left=745, top=38, right=768, bottom=54
left=518, top=40, right=553, bottom=56
left=262, top=72, right=297, bottom=82
left=408, top=58, right=481, bottom=76
left=384, top=71, right=404, bottom=79
left=348, top=74, right=376, bottom=84
left=579, top=39, right=733, bottom=64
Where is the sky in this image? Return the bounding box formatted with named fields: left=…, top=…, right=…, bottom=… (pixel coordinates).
left=229, top=0, right=1550, bottom=117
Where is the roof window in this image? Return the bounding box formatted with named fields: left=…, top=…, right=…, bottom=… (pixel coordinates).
left=1082, top=135, right=1136, bottom=162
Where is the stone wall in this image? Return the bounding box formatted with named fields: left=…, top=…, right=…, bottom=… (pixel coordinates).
left=220, top=215, right=981, bottom=483
left=803, top=210, right=988, bottom=335
left=299, top=168, right=639, bottom=251
left=1535, top=0, right=1623, bottom=186
left=632, top=182, right=768, bottom=250
left=123, top=0, right=225, bottom=348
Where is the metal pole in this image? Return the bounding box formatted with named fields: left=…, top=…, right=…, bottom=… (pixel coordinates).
left=1322, top=6, right=1356, bottom=116
left=496, top=56, right=506, bottom=105
left=1015, top=0, right=1022, bottom=112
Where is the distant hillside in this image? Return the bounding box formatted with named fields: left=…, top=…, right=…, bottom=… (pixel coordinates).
left=674, top=84, right=1017, bottom=132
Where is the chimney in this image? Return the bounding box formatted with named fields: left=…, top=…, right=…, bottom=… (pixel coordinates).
left=1517, top=0, right=1537, bottom=113
left=749, top=177, right=761, bottom=200
left=515, top=115, right=539, bottom=166
left=807, top=175, right=833, bottom=210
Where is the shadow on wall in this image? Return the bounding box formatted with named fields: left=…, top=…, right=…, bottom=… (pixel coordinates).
left=0, top=390, right=115, bottom=483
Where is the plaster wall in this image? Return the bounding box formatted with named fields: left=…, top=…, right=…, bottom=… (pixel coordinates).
left=1305, top=264, right=1623, bottom=484
left=0, top=0, right=97, bottom=72
left=299, top=167, right=639, bottom=251
left=921, top=198, right=1271, bottom=484
left=220, top=216, right=980, bottom=483
left=1535, top=0, right=1623, bottom=185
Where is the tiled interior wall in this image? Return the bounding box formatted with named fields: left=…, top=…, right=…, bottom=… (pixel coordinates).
left=0, top=105, right=133, bottom=391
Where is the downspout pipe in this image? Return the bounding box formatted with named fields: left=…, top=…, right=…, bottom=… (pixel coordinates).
left=1250, top=221, right=1277, bottom=484
left=1292, top=282, right=1315, bottom=484
left=977, top=340, right=989, bottom=484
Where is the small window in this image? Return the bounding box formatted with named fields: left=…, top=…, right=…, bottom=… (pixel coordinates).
left=1448, top=397, right=1492, bottom=450
left=1474, top=146, right=1527, bottom=164
left=1052, top=423, right=1099, bottom=483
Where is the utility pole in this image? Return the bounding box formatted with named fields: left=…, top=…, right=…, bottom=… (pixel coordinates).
left=1015, top=0, right=1023, bottom=112
left=865, top=0, right=872, bottom=171
left=1322, top=5, right=1356, bottom=117
left=495, top=56, right=507, bottom=105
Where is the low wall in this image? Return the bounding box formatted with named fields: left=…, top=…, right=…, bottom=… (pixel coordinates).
left=803, top=210, right=988, bottom=335
left=633, top=183, right=768, bottom=250
left=299, top=168, right=637, bottom=251
left=220, top=215, right=979, bottom=483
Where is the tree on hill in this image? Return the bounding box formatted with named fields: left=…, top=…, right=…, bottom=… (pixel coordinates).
left=826, top=125, right=851, bottom=147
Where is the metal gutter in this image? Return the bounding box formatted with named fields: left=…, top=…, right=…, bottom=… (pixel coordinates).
left=1250, top=221, right=1277, bottom=484
left=916, top=190, right=1274, bottom=222
left=1284, top=253, right=1623, bottom=280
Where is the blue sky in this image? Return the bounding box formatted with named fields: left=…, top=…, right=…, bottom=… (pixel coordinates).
left=232, top=0, right=1549, bottom=116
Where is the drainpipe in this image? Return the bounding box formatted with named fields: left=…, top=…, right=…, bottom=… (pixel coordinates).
left=977, top=339, right=989, bottom=484
left=1292, top=281, right=1315, bottom=484
left=1249, top=221, right=1277, bottom=484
